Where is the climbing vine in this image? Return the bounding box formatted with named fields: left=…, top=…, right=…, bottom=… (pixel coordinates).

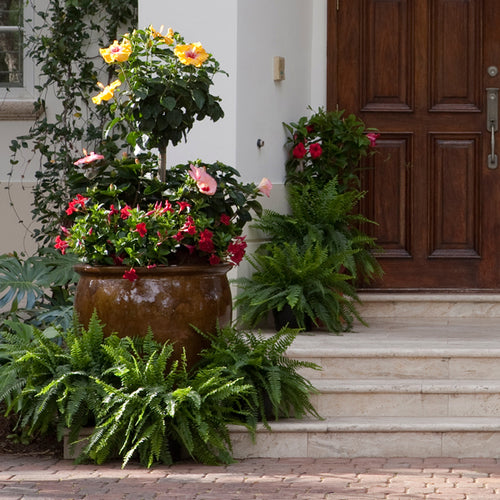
left=9, top=0, right=138, bottom=245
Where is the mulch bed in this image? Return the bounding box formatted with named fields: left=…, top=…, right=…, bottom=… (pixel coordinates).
left=0, top=403, right=62, bottom=457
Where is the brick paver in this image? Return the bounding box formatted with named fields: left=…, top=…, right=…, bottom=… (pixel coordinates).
left=2, top=456, right=500, bottom=499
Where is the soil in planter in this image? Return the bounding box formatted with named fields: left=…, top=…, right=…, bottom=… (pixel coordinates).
left=0, top=403, right=62, bottom=457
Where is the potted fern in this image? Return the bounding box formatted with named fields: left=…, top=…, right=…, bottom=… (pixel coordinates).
left=234, top=239, right=361, bottom=332
left=234, top=127, right=383, bottom=332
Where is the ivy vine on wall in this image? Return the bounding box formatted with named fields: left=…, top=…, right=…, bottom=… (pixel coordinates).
left=9, top=0, right=138, bottom=245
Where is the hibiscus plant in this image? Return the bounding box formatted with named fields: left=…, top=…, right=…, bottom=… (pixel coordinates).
left=94, top=25, right=226, bottom=180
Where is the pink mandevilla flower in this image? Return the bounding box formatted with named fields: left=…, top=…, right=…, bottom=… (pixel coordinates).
left=257, top=178, right=272, bottom=197
left=189, top=164, right=217, bottom=195
left=366, top=133, right=380, bottom=147
left=73, top=152, right=105, bottom=166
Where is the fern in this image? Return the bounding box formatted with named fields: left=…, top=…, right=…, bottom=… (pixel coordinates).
left=198, top=325, right=322, bottom=427
left=234, top=239, right=361, bottom=332
left=80, top=337, right=253, bottom=468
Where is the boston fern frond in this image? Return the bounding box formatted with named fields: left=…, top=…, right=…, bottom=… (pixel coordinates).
left=82, top=339, right=253, bottom=468
left=198, top=325, right=322, bottom=426
left=234, top=240, right=361, bottom=332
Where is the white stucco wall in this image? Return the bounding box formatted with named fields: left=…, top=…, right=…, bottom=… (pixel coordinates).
left=138, top=0, right=327, bottom=189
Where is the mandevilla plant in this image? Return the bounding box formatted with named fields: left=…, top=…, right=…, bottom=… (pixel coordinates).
left=284, top=107, right=380, bottom=190
left=56, top=160, right=271, bottom=279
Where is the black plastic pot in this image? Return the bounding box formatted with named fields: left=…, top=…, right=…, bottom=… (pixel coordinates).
left=272, top=305, right=312, bottom=331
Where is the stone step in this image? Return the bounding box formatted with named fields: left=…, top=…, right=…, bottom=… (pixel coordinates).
left=356, top=293, right=500, bottom=318
left=231, top=319, right=500, bottom=459
left=309, top=379, right=500, bottom=417
left=229, top=416, right=500, bottom=458
left=285, top=319, right=500, bottom=380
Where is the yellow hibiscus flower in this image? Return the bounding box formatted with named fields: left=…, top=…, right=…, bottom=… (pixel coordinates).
left=149, top=25, right=174, bottom=45
left=99, top=39, right=132, bottom=64
left=174, top=42, right=209, bottom=67
left=92, top=79, right=121, bottom=105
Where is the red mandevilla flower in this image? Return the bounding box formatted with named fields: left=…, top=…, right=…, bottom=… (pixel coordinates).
left=198, top=229, right=214, bottom=253
left=54, top=235, right=68, bottom=255
left=227, top=236, right=247, bottom=265
left=366, top=132, right=380, bottom=147
left=309, top=143, right=323, bottom=159
left=123, top=268, right=138, bottom=282
left=209, top=254, right=221, bottom=265
left=135, top=222, right=147, bottom=237
left=108, top=204, right=120, bottom=222
left=66, top=194, right=89, bottom=215
left=177, top=201, right=191, bottom=212
left=292, top=142, right=307, bottom=159
left=220, top=214, right=231, bottom=226
left=120, top=206, right=131, bottom=219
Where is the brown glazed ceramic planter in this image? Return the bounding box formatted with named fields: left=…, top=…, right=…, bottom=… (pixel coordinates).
left=73, top=263, right=232, bottom=368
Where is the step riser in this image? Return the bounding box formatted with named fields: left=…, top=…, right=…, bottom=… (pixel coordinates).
left=311, top=393, right=500, bottom=417
left=356, top=293, right=500, bottom=318
left=230, top=429, right=500, bottom=458
left=297, top=357, right=500, bottom=380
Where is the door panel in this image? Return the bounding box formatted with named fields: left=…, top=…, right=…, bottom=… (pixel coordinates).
left=328, top=0, right=500, bottom=290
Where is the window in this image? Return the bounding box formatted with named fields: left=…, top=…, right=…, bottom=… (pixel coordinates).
left=0, top=1, right=37, bottom=119
left=0, top=0, right=23, bottom=87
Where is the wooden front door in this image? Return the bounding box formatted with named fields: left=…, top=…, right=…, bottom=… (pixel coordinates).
left=328, top=0, right=500, bottom=290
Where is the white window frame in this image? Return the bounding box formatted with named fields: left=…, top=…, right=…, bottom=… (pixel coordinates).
left=0, top=1, right=38, bottom=120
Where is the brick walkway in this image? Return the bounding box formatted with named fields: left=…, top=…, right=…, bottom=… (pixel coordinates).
left=2, top=456, right=500, bottom=499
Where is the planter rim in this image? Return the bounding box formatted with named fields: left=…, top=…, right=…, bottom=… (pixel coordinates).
left=74, top=263, right=232, bottom=277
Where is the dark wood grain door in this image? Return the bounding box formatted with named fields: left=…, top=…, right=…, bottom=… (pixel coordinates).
left=328, top=0, right=500, bottom=290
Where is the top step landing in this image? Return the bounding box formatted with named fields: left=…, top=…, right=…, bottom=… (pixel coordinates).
left=357, top=293, right=500, bottom=318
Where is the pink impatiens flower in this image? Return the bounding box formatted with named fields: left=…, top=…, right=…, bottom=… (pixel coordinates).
left=189, top=164, right=217, bottom=195
left=366, top=133, right=380, bottom=147
left=257, top=177, right=272, bottom=197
